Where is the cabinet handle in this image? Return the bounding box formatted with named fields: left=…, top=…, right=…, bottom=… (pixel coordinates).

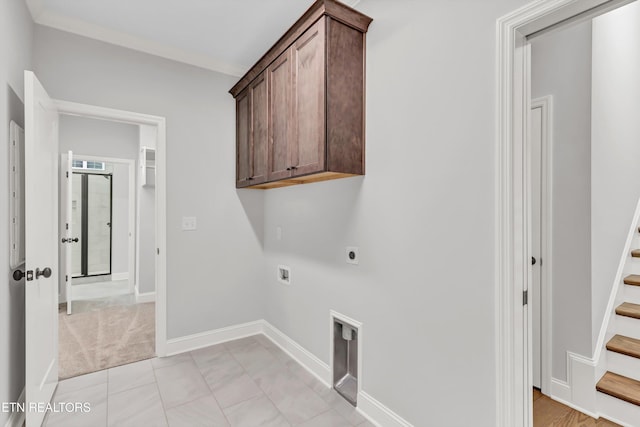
left=247, top=177, right=254, bottom=181
left=286, top=167, right=291, bottom=171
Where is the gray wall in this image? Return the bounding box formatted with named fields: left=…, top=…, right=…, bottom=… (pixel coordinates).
left=33, top=25, right=266, bottom=339
left=592, top=1, right=640, bottom=348
left=59, top=115, right=139, bottom=160
left=530, top=22, right=593, bottom=381
left=262, top=0, right=525, bottom=425
left=59, top=115, right=138, bottom=279
left=0, top=0, right=33, bottom=424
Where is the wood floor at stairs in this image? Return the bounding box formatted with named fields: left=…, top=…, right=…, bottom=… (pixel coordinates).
left=616, top=302, right=640, bottom=319
left=597, top=372, right=640, bottom=406
left=623, top=274, right=640, bottom=286
left=533, top=389, right=620, bottom=426
left=606, top=334, right=640, bottom=358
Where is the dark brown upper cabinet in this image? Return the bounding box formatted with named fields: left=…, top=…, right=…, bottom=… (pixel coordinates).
left=230, top=0, right=372, bottom=189
left=236, top=71, right=268, bottom=187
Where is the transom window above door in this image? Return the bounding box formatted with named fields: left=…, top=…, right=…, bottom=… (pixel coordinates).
left=72, top=159, right=105, bottom=171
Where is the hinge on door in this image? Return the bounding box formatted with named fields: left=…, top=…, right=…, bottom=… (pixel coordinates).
left=523, top=290, right=529, bottom=306
left=66, top=171, right=69, bottom=178
left=157, top=248, right=160, bottom=255
left=65, top=275, right=68, bottom=282
left=66, top=223, right=69, bottom=230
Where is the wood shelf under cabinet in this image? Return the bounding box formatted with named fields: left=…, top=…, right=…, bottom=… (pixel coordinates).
left=230, top=0, right=372, bottom=189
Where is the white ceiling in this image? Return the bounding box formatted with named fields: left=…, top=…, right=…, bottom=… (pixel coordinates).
left=25, top=0, right=361, bottom=77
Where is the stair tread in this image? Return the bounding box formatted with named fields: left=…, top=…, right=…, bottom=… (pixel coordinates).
left=624, top=275, right=640, bottom=286
left=616, top=302, right=640, bottom=319
left=597, top=372, right=640, bottom=406
left=632, top=249, right=640, bottom=258
left=607, top=334, right=640, bottom=359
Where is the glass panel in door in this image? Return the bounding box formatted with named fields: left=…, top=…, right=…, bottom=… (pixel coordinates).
left=86, top=174, right=112, bottom=276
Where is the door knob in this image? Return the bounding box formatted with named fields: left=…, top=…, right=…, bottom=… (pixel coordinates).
left=13, top=269, right=34, bottom=281
left=36, top=267, right=52, bottom=279
left=531, top=257, right=537, bottom=266
left=13, top=269, right=25, bottom=281
left=61, top=237, right=79, bottom=243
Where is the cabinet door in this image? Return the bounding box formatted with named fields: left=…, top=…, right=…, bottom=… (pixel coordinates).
left=291, top=18, right=326, bottom=176
left=268, top=49, right=293, bottom=181
left=236, top=88, right=251, bottom=188
left=250, top=72, right=268, bottom=184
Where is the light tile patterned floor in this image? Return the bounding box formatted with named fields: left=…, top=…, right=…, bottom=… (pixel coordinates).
left=43, top=335, right=376, bottom=427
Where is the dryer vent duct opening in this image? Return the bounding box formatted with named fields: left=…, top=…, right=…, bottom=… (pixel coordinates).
left=333, top=319, right=358, bottom=406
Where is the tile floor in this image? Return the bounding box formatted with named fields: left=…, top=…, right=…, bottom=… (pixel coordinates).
left=43, top=335, right=376, bottom=427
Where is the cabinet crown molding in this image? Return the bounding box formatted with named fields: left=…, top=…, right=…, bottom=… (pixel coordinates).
left=229, top=0, right=372, bottom=97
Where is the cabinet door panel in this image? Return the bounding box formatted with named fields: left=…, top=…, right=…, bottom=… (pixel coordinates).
left=236, top=89, right=251, bottom=187
left=268, top=50, right=293, bottom=181
left=251, top=73, right=268, bottom=184
left=292, top=18, right=326, bottom=176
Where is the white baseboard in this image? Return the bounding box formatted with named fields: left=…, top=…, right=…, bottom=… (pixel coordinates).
left=261, top=321, right=332, bottom=387
left=135, top=288, right=155, bottom=303
left=165, top=319, right=414, bottom=427
left=260, top=321, right=413, bottom=427
left=550, top=378, right=571, bottom=402
left=3, top=388, right=25, bottom=427
left=111, top=272, right=128, bottom=281
left=357, top=391, right=413, bottom=427
left=548, top=352, right=597, bottom=418
left=164, top=320, right=263, bottom=356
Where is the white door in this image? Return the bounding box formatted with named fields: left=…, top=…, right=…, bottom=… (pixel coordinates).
left=61, top=151, right=74, bottom=314
left=24, top=71, right=59, bottom=427
left=530, top=105, right=543, bottom=389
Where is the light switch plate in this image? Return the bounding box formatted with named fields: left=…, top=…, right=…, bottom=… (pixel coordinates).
left=277, top=265, right=291, bottom=285
left=182, top=216, right=197, bottom=231
left=346, top=247, right=359, bottom=265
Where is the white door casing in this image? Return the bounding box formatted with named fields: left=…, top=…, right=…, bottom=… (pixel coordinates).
left=24, top=70, right=59, bottom=427
left=530, top=96, right=553, bottom=397
left=530, top=105, right=542, bottom=390
left=54, top=100, right=168, bottom=357
left=497, top=1, right=632, bottom=426
left=61, top=151, right=74, bottom=314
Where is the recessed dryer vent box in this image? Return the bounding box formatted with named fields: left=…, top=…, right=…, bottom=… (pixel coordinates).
left=333, top=318, right=359, bottom=406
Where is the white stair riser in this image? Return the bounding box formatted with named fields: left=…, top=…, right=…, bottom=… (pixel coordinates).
left=605, top=351, right=640, bottom=382
left=597, top=392, right=640, bottom=427
left=613, top=316, right=640, bottom=341
left=623, top=284, right=640, bottom=305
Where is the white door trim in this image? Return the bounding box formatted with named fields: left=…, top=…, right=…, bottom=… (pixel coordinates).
left=531, top=95, right=553, bottom=396
left=496, top=1, right=633, bottom=426
left=54, top=100, right=168, bottom=357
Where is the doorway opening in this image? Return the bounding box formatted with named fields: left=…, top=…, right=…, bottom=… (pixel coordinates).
left=71, top=170, right=113, bottom=279
left=54, top=102, right=166, bottom=380
left=497, top=0, right=637, bottom=426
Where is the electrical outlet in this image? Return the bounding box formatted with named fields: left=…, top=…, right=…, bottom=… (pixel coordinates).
left=182, top=216, right=197, bottom=231
left=346, top=247, right=359, bottom=265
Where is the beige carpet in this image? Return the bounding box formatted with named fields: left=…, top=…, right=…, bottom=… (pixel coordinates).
left=59, top=302, right=155, bottom=379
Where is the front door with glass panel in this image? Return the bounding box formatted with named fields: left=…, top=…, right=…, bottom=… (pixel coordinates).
left=71, top=164, right=113, bottom=278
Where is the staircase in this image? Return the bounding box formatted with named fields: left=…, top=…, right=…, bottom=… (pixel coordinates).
left=596, top=228, right=640, bottom=426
